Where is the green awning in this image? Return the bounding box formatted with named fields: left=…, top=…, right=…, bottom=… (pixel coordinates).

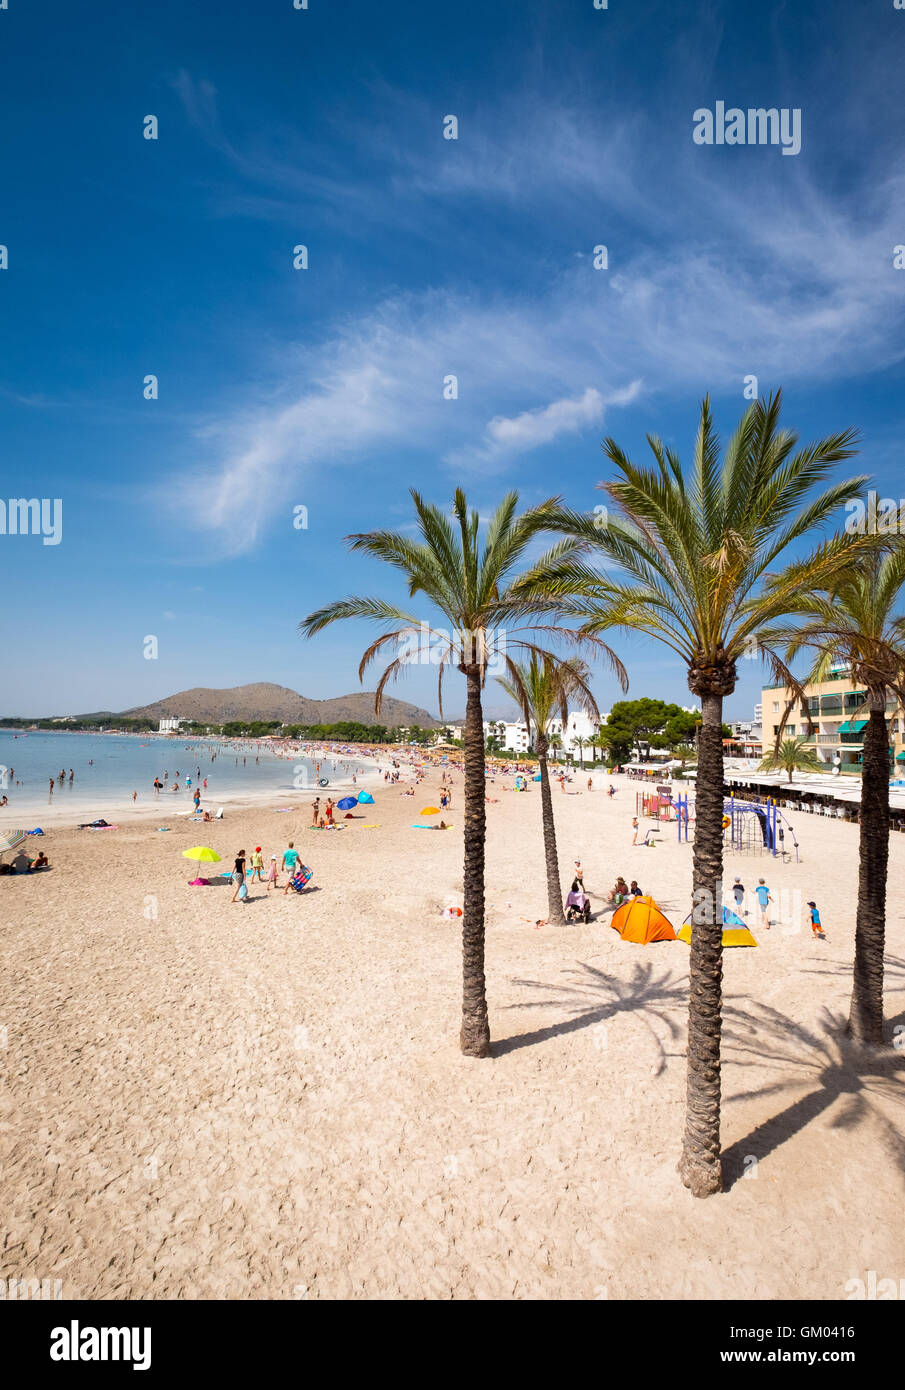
left=838, top=719, right=868, bottom=733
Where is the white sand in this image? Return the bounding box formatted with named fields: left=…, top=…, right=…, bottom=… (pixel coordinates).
left=2, top=770, right=903, bottom=1299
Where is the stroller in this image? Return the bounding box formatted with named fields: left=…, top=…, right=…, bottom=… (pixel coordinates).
left=564, top=888, right=592, bottom=924
left=287, top=864, right=313, bottom=893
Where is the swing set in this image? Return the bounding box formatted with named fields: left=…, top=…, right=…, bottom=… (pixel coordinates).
left=673, top=793, right=799, bottom=861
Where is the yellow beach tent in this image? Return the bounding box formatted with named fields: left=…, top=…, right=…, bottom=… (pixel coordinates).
left=610, top=895, right=677, bottom=944
left=677, top=922, right=758, bottom=948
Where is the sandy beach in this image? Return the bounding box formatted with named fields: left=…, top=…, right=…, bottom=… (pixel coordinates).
left=2, top=767, right=903, bottom=1300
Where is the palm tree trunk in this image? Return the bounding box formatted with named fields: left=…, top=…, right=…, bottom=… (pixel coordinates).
left=849, top=702, right=889, bottom=1045
left=678, top=689, right=724, bottom=1197
left=460, top=667, right=491, bottom=1057
left=536, top=733, right=565, bottom=924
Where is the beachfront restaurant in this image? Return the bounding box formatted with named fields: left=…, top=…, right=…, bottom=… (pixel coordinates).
left=723, top=768, right=905, bottom=832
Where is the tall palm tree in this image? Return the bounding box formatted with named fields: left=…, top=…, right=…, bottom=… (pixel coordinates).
left=549, top=733, right=562, bottom=763
left=497, top=655, right=620, bottom=923
left=300, top=488, right=599, bottom=1057
left=574, top=735, right=587, bottom=767
left=535, top=392, right=865, bottom=1195
left=757, top=735, right=826, bottom=784
left=764, top=543, right=905, bottom=1045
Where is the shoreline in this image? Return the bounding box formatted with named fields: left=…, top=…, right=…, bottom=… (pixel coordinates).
left=4, top=739, right=390, bottom=830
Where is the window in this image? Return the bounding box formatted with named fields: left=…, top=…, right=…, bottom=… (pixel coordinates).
left=772, top=702, right=779, bottom=713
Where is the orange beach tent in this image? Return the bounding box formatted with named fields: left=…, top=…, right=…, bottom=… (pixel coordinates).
left=610, top=895, right=677, bottom=944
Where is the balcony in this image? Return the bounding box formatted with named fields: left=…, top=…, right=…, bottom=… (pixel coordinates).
left=820, top=697, right=843, bottom=714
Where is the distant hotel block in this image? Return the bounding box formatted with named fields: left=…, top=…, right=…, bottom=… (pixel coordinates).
left=158, top=718, right=184, bottom=733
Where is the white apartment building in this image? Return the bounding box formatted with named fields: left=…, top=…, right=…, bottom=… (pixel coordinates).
left=158, top=718, right=184, bottom=733
left=484, top=710, right=604, bottom=760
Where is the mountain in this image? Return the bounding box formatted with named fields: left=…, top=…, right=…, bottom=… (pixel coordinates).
left=118, top=683, right=441, bottom=728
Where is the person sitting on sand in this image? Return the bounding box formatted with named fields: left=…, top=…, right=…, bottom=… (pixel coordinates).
left=28, top=851, right=50, bottom=870
left=630, top=879, right=642, bottom=896
left=608, top=876, right=629, bottom=905
left=201, top=810, right=213, bottom=823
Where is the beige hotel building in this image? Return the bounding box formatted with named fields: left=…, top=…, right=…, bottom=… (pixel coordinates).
left=762, top=664, right=905, bottom=776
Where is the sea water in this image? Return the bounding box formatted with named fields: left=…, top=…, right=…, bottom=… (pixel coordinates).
left=0, top=730, right=341, bottom=818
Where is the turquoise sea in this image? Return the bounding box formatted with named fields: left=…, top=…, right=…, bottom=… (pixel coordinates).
left=0, top=730, right=339, bottom=818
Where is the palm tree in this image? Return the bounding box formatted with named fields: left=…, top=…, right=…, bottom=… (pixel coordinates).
left=574, top=735, right=587, bottom=767
left=497, top=655, right=618, bottom=923
left=764, top=543, right=905, bottom=1045
left=300, top=488, right=599, bottom=1057
left=537, top=392, right=865, bottom=1195
left=757, top=735, right=826, bottom=784
left=671, top=743, right=697, bottom=771
left=549, top=733, right=562, bottom=763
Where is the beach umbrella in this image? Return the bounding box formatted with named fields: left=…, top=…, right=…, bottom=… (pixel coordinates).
left=0, top=829, right=26, bottom=862
left=181, top=845, right=221, bottom=883
left=357, top=791, right=375, bottom=804
left=336, top=796, right=357, bottom=810
left=420, top=805, right=440, bottom=815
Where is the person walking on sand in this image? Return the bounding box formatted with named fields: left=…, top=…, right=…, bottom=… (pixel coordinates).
left=230, top=850, right=247, bottom=903
left=587, top=776, right=593, bottom=792
left=807, top=900, right=826, bottom=939
left=193, top=789, right=201, bottom=812
left=282, top=842, right=300, bottom=892
left=632, top=815, right=639, bottom=845
left=755, top=878, right=772, bottom=929
left=311, top=797, right=320, bottom=825
left=266, top=855, right=280, bottom=892
left=250, top=846, right=265, bottom=882
left=732, top=876, right=746, bottom=915
left=132, top=790, right=138, bottom=803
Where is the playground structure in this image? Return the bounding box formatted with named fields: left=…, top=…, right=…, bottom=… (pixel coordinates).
left=672, top=793, right=799, bottom=860
left=635, top=790, right=676, bottom=821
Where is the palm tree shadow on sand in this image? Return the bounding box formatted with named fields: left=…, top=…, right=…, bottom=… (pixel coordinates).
left=721, top=1000, right=905, bottom=1190
left=493, top=959, right=686, bottom=1063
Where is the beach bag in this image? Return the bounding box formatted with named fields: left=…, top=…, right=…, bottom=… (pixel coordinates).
left=238, top=881, right=248, bottom=901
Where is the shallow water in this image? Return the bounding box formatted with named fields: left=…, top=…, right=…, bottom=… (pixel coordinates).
left=0, top=730, right=361, bottom=819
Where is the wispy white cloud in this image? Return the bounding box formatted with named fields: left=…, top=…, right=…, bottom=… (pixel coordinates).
left=449, top=383, right=643, bottom=469
left=165, top=76, right=905, bottom=556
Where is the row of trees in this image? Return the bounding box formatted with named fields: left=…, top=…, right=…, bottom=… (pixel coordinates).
left=301, top=392, right=902, bottom=1198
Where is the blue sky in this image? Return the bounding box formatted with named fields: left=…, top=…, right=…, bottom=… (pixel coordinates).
left=2, top=0, right=904, bottom=719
